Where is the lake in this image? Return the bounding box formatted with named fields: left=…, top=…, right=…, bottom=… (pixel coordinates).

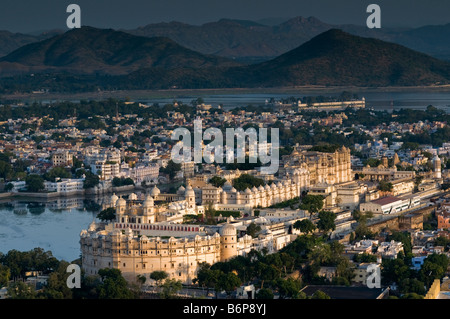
left=140, top=90, right=450, bottom=112
left=0, top=198, right=100, bottom=262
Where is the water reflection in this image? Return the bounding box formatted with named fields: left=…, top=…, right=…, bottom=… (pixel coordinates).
left=0, top=192, right=138, bottom=261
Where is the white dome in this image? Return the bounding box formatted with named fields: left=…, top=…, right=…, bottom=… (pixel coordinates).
left=220, top=223, right=236, bottom=236
left=223, top=181, right=232, bottom=191
left=143, top=194, right=154, bottom=208
left=116, top=197, right=127, bottom=207
left=129, top=193, right=138, bottom=201
left=185, top=185, right=195, bottom=196
left=150, top=186, right=161, bottom=196
left=110, top=193, right=119, bottom=204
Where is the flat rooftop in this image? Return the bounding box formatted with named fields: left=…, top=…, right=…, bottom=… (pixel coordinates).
left=371, top=196, right=402, bottom=206
left=300, top=285, right=387, bottom=299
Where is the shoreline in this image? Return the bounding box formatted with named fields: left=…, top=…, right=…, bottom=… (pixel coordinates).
left=5, top=85, right=450, bottom=102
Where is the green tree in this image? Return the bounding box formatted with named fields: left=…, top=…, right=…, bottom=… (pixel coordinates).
left=160, top=278, right=183, bottom=299
left=25, top=174, right=45, bottom=192
left=97, top=268, right=136, bottom=299
left=43, top=166, right=71, bottom=182
left=83, top=172, right=100, bottom=189
left=209, top=176, right=227, bottom=188
left=150, top=271, right=169, bottom=287
left=97, top=207, right=116, bottom=222
left=7, top=281, right=36, bottom=299
left=4, top=182, right=13, bottom=192
left=300, top=195, right=324, bottom=219
left=37, top=261, right=73, bottom=299
left=293, top=219, right=316, bottom=234
left=0, top=264, right=11, bottom=287
left=311, top=290, right=331, bottom=299
left=246, top=223, right=262, bottom=238
left=276, top=277, right=302, bottom=299
left=160, top=160, right=181, bottom=180
left=232, top=174, right=265, bottom=192
left=317, top=211, right=336, bottom=234
left=378, top=180, right=393, bottom=192
left=217, top=272, right=241, bottom=296
left=256, top=288, right=274, bottom=299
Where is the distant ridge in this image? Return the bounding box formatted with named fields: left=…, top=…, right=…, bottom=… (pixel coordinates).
left=1, top=28, right=450, bottom=92
left=0, top=26, right=240, bottom=76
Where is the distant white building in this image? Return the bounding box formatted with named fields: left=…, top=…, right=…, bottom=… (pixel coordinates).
left=44, top=179, right=84, bottom=194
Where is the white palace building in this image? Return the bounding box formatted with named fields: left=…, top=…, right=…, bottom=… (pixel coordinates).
left=80, top=175, right=307, bottom=285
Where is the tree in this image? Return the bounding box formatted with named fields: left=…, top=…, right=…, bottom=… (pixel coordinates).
left=193, top=263, right=222, bottom=297
left=378, top=180, right=393, bottom=192
left=150, top=271, right=169, bottom=287
left=25, top=174, right=45, bottom=192
left=83, top=171, right=100, bottom=189
left=300, top=195, right=324, bottom=218
left=160, top=160, right=181, bottom=180
left=232, top=174, right=265, bottom=192
left=37, top=261, right=73, bottom=299
left=276, top=277, right=302, bottom=299
left=160, top=278, right=182, bottom=299
left=97, top=268, right=136, bottom=299
left=97, top=207, right=116, bottom=222
left=217, top=272, right=241, bottom=296
left=317, top=211, right=336, bottom=234
left=293, top=219, right=316, bottom=234
left=43, top=167, right=71, bottom=182
left=7, top=281, right=36, bottom=299
left=311, top=290, right=331, bottom=299
left=4, top=182, right=13, bottom=192
left=419, top=254, right=449, bottom=288
left=246, top=223, right=261, bottom=238
left=0, top=264, right=10, bottom=287
left=209, top=176, right=227, bottom=188
left=256, top=288, right=274, bottom=299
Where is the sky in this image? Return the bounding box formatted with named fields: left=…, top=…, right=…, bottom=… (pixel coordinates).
left=1, top=0, right=450, bottom=33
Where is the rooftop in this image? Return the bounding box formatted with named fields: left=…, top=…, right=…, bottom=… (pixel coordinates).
left=371, top=196, right=402, bottom=206
left=300, top=285, right=388, bottom=299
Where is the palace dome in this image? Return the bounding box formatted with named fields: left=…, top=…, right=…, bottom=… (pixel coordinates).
left=150, top=186, right=160, bottom=196
left=220, top=223, right=236, bottom=236
left=185, top=185, right=195, bottom=197
left=143, top=194, right=154, bottom=208
left=116, top=197, right=127, bottom=207
left=110, top=193, right=119, bottom=204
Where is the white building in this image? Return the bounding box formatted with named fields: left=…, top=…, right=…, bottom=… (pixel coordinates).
left=44, top=179, right=84, bottom=194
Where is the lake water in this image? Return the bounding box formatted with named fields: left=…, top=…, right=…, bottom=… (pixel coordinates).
left=141, top=90, right=450, bottom=112
left=0, top=198, right=99, bottom=262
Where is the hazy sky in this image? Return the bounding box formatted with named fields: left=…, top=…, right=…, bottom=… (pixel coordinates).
left=1, top=0, right=450, bottom=33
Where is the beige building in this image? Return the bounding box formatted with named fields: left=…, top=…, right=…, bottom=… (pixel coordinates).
left=201, top=167, right=309, bottom=213
left=80, top=192, right=297, bottom=284
left=51, top=150, right=73, bottom=167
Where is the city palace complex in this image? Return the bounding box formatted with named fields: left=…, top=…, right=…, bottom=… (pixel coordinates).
left=79, top=141, right=445, bottom=285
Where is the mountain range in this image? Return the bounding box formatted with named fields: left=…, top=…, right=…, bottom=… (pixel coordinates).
left=3, top=16, right=450, bottom=63
left=0, top=27, right=238, bottom=76
left=1, top=26, right=450, bottom=92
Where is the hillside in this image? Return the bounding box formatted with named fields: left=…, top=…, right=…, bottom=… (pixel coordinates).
left=1, top=28, right=450, bottom=93
left=125, top=17, right=450, bottom=62
left=249, top=29, right=450, bottom=87
left=0, top=26, right=240, bottom=76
